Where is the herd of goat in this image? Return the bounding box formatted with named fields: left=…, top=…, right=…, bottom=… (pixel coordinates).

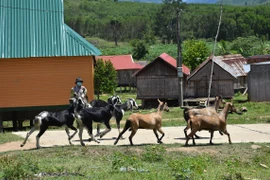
left=20, top=94, right=242, bottom=149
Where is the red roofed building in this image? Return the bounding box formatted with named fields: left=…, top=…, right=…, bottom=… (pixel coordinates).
left=96, top=55, right=143, bottom=88
left=134, top=53, right=190, bottom=107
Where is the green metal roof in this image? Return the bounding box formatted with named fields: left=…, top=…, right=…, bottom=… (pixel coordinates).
left=0, top=0, right=101, bottom=58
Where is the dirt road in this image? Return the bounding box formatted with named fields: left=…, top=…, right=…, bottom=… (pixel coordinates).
left=0, top=124, right=270, bottom=152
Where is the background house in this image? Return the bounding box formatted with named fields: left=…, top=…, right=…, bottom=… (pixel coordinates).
left=246, top=55, right=270, bottom=102
left=187, top=54, right=247, bottom=98
left=0, top=0, right=101, bottom=132
left=134, top=53, right=190, bottom=108
left=96, top=55, right=143, bottom=91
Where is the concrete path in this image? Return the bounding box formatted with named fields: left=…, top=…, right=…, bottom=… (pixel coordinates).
left=8, top=124, right=270, bottom=150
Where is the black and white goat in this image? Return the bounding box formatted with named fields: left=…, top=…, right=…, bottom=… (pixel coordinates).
left=94, top=98, right=138, bottom=137
left=89, top=95, right=122, bottom=107
left=20, top=98, right=78, bottom=149
left=116, top=98, right=139, bottom=112
left=89, top=95, right=123, bottom=137
left=74, top=97, right=122, bottom=146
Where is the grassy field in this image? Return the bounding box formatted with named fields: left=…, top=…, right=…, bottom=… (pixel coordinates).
left=0, top=143, right=270, bottom=179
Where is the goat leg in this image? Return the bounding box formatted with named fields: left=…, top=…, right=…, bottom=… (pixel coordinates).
left=223, top=130, right=232, bottom=144
left=194, top=133, right=200, bottom=139
left=116, top=122, right=124, bottom=139
left=65, top=126, right=77, bottom=145
left=153, top=129, right=160, bottom=143
left=219, top=130, right=223, bottom=135
left=78, top=126, right=85, bottom=146
left=95, top=124, right=101, bottom=137
left=129, top=129, right=137, bottom=146
left=157, top=128, right=165, bottom=144
left=99, top=128, right=111, bottom=139
left=185, top=131, right=196, bottom=146
left=114, top=120, right=131, bottom=145
left=87, top=126, right=100, bottom=144
left=21, top=126, right=36, bottom=147
left=209, top=131, right=214, bottom=145
left=68, top=126, right=78, bottom=141
left=99, top=122, right=111, bottom=138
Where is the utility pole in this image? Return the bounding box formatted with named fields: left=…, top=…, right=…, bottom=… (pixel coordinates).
left=176, top=8, right=183, bottom=107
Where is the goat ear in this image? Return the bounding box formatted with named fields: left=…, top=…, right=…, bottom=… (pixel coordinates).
left=157, top=99, right=161, bottom=103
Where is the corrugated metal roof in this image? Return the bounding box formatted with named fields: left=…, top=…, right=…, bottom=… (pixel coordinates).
left=96, top=55, right=143, bottom=70
left=188, top=54, right=247, bottom=80
left=216, top=54, right=247, bottom=77
left=246, top=54, right=270, bottom=64
left=0, top=0, right=101, bottom=58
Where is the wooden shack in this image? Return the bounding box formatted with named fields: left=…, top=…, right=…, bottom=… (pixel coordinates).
left=97, top=55, right=143, bottom=89
left=134, top=53, right=190, bottom=107
left=246, top=55, right=270, bottom=102
left=0, top=0, right=101, bottom=132
left=186, top=54, right=248, bottom=98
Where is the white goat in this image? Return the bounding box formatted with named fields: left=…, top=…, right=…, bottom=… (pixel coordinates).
left=185, top=102, right=237, bottom=146
left=114, top=99, right=169, bottom=146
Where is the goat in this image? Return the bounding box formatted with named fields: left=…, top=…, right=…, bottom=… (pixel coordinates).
left=74, top=97, right=120, bottom=146
left=20, top=98, right=77, bottom=149
left=185, top=102, right=237, bottom=146
left=89, top=95, right=121, bottom=107
left=114, top=99, right=169, bottom=146
left=183, top=95, right=223, bottom=138
left=89, top=95, right=123, bottom=137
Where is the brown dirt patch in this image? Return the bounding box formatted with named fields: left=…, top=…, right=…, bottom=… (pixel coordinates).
left=0, top=141, right=36, bottom=153
left=166, top=147, right=218, bottom=155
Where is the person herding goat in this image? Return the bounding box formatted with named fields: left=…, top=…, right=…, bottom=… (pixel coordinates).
left=114, top=99, right=169, bottom=146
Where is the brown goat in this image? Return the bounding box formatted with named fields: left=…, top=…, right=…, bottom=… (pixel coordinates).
left=185, top=102, right=237, bottom=146
left=183, top=95, right=224, bottom=138
left=114, top=99, right=169, bottom=146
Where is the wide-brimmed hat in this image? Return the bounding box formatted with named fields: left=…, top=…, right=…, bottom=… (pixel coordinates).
left=75, top=77, right=83, bottom=83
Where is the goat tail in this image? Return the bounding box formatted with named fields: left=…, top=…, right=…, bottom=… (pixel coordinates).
left=114, top=119, right=131, bottom=145
left=122, top=119, right=131, bottom=132
left=187, top=119, right=192, bottom=130
left=183, top=108, right=190, bottom=122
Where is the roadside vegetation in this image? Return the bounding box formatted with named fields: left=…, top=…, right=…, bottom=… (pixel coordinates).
left=0, top=143, right=269, bottom=179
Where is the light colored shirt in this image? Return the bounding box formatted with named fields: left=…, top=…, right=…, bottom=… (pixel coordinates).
left=70, top=85, right=87, bottom=100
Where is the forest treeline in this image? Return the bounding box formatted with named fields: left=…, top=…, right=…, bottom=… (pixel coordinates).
left=64, top=0, right=270, bottom=44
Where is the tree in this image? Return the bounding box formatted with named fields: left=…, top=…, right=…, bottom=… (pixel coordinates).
left=130, top=39, right=149, bottom=60
left=182, top=39, right=211, bottom=71
left=94, top=59, right=117, bottom=99
left=110, top=18, right=121, bottom=46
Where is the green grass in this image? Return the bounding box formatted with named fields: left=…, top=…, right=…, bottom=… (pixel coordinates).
left=1, top=143, right=270, bottom=179
left=0, top=133, right=24, bottom=145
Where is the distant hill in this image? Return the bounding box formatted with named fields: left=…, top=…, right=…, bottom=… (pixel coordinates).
left=121, top=0, right=270, bottom=5
left=183, top=0, right=217, bottom=3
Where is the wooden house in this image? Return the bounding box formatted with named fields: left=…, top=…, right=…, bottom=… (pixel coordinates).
left=96, top=55, right=143, bottom=89
left=0, top=0, right=101, bottom=132
left=246, top=55, right=270, bottom=102
left=134, top=53, right=190, bottom=107
left=187, top=54, right=247, bottom=98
